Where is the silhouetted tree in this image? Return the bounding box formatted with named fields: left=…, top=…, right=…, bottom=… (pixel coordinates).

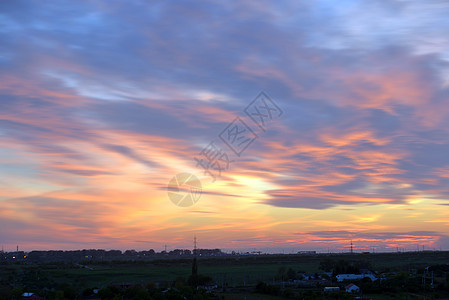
left=287, top=268, right=297, bottom=280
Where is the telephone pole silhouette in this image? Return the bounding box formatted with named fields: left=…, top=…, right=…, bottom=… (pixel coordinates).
left=192, top=235, right=198, bottom=276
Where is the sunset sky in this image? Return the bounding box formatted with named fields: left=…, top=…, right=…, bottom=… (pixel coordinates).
left=1, top=0, right=449, bottom=253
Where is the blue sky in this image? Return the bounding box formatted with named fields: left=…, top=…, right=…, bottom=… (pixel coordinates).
left=0, top=0, right=449, bottom=252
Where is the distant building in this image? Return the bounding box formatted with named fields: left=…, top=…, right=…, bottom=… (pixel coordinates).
left=336, top=274, right=377, bottom=282
left=197, top=283, right=217, bottom=291
left=112, top=283, right=135, bottom=290
left=323, top=287, right=340, bottom=292
left=297, top=251, right=316, bottom=254
left=22, top=293, right=45, bottom=300
left=345, top=283, right=360, bottom=293
left=298, top=272, right=331, bottom=281
left=301, top=272, right=316, bottom=280
left=360, top=269, right=374, bottom=275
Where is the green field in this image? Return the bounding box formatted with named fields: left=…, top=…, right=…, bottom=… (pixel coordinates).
left=2, top=252, right=449, bottom=288
left=1, top=251, right=449, bottom=298
left=1, top=257, right=319, bottom=289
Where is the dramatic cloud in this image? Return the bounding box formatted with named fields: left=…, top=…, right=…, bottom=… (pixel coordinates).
left=0, top=0, right=449, bottom=252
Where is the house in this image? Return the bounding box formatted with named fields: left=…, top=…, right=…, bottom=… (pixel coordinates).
left=345, top=283, right=360, bottom=293
left=323, top=286, right=340, bottom=292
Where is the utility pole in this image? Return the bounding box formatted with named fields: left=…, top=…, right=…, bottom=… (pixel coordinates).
left=431, top=271, right=434, bottom=288
left=192, top=235, right=198, bottom=276
left=194, top=234, right=197, bottom=253
left=350, top=240, right=353, bottom=254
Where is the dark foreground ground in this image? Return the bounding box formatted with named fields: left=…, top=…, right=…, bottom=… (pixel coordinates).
left=2, top=251, right=449, bottom=299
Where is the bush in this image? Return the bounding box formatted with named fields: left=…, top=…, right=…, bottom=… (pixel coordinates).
left=255, top=281, right=280, bottom=295
left=187, top=274, right=214, bottom=287
left=98, top=285, right=121, bottom=299
left=124, top=284, right=151, bottom=300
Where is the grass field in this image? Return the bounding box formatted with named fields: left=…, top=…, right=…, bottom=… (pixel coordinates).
left=1, top=251, right=449, bottom=293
